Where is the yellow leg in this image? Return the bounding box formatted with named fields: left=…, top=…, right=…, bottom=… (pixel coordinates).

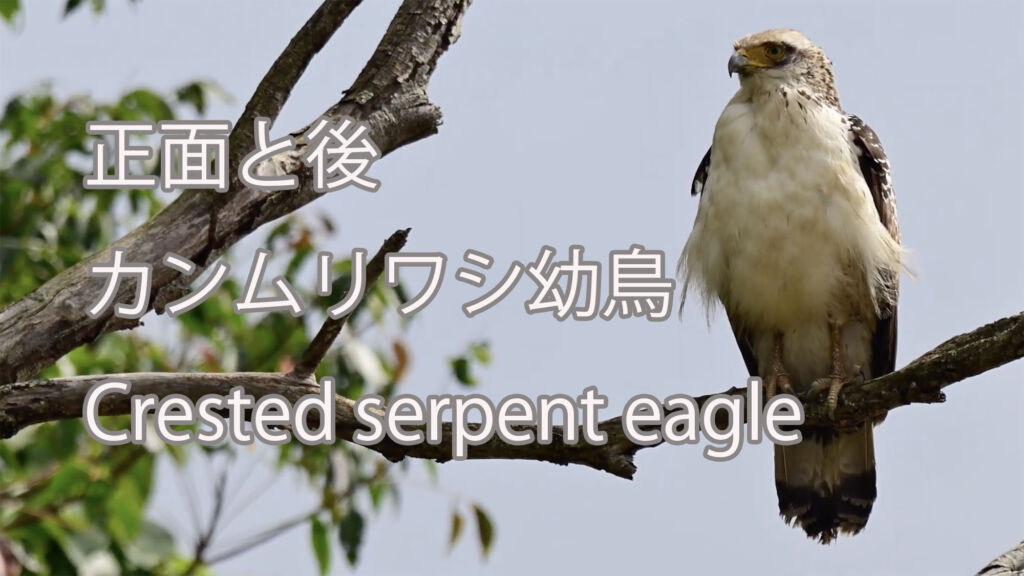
left=766, top=333, right=792, bottom=399
left=812, top=322, right=846, bottom=419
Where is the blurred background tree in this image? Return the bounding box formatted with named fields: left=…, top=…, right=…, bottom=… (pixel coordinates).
left=0, top=1, right=492, bottom=574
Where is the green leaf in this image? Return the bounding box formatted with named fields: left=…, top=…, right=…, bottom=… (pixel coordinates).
left=62, top=528, right=110, bottom=569
left=423, top=458, right=438, bottom=484
left=30, top=461, right=89, bottom=507
left=311, top=516, right=331, bottom=576
left=175, top=81, right=208, bottom=115
left=125, top=450, right=155, bottom=502
left=337, top=508, right=365, bottom=566
left=448, top=511, right=463, bottom=550
left=472, top=504, right=494, bottom=558
left=450, top=357, right=476, bottom=386
left=469, top=341, right=491, bottom=365
left=118, top=88, right=174, bottom=121
left=122, top=520, right=176, bottom=569
left=0, top=0, right=19, bottom=23
left=63, top=0, right=84, bottom=16
left=174, top=80, right=228, bottom=115
left=106, top=474, right=144, bottom=544
left=368, top=481, right=386, bottom=511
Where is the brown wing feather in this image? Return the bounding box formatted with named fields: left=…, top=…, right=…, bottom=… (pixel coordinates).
left=849, top=115, right=900, bottom=377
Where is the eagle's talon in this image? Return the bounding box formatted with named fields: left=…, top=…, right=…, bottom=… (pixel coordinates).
left=777, top=372, right=794, bottom=396
left=810, top=376, right=845, bottom=420
left=765, top=371, right=792, bottom=400
left=826, top=378, right=843, bottom=420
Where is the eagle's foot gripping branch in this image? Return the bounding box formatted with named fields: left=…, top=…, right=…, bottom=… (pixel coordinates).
left=810, top=376, right=846, bottom=420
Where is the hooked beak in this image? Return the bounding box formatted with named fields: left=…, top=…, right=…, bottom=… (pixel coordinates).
left=728, top=51, right=749, bottom=77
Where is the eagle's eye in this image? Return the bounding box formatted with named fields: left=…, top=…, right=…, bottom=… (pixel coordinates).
left=764, top=44, right=786, bottom=60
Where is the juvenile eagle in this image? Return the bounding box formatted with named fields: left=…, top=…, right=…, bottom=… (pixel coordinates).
left=680, top=29, right=904, bottom=543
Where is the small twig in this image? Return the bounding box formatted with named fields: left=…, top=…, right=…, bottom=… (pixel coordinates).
left=202, top=509, right=317, bottom=567
left=292, top=228, right=411, bottom=379
left=201, top=465, right=386, bottom=566
left=183, top=470, right=231, bottom=576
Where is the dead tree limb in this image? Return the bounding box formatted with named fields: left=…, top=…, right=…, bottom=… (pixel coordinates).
left=976, top=540, right=1024, bottom=576
left=1, top=310, right=1020, bottom=480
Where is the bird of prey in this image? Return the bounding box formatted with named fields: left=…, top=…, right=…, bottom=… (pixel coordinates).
left=679, top=29, right=904, bottom=543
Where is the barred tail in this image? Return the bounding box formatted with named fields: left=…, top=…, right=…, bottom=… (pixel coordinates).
left=774, top=425, right=877, bottom=544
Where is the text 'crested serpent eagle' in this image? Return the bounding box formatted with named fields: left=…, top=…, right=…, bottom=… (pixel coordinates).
left=679, top=29, right=905, bottom=544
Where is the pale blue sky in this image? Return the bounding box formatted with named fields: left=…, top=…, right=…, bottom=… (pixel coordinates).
left=2, top=1, right=1022, bottom=575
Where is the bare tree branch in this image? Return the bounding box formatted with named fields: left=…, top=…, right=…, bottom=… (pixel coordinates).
left=228, top=0, right=364, bottom=170
left=182, top=471, right=230, bottom=576
left=292, top=228, right=410, bottom=379
left=796, top=310, right=1024, bottom=429
left=976, top=540, right=1024, bottom=576
left=0, top=0, right=471, bottom=384
left=1, top=311, right=1020, bottom=480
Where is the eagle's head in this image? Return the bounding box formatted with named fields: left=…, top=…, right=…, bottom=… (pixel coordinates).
left=728, top=29, right=840, bottom=108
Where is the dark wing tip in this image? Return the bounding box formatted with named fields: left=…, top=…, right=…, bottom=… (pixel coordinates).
left=691, top=147, right=712, bottom=196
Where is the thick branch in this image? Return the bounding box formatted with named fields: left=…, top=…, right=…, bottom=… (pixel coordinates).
left=1, top=311, right=1020, bottom=479
left=803, top=310, right=1024, bottom=428
left=976, top=540, right=1024, bottom=576
left=0, top=0, right=471, bottom=384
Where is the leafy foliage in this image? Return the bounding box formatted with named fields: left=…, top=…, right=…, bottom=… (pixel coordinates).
left=1, top=6, right=496, bottom=576
left=446, top=502, right=494, bottom=559
left=0, top=83, right=204, bottom=573
left=0, top=84, right=209, bottom=305
left=0, top=81, right=421, bottom=573
left=0, top=0, right=142, bottom=27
